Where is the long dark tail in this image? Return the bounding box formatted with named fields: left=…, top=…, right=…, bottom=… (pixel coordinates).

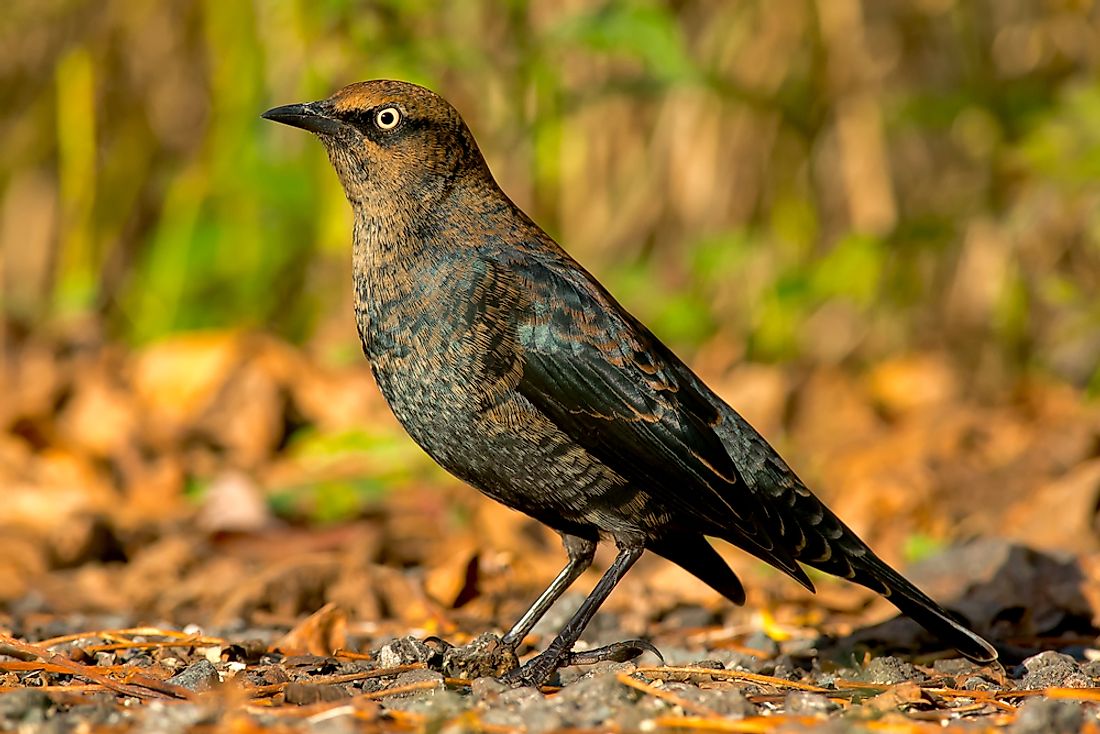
left=667, top=363, right=998, bottom=662
left=846, top=551, right=997, bottom=662
left=788, top=504, right=998, bottom=662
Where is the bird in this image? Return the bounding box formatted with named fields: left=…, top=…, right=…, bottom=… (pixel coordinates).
left=262, top=80, right=998, bottom=686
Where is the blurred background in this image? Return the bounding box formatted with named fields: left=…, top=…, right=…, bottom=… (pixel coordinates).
left=1, top=0, right=1100, bottom=638
left=4, top=0, right=1099, bottom=383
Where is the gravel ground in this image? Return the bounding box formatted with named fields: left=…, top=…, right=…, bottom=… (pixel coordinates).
left=2, top=613, right=1099, bottom=733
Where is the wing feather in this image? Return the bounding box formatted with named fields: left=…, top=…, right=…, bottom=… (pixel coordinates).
left=510, top=258, right=810, bottom=586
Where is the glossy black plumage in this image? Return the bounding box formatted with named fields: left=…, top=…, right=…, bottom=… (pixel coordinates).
left=263, top=80, right=998, bottom=685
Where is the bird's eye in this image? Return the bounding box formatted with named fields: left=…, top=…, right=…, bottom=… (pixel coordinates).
left=374, top=107, right=401, bottom=130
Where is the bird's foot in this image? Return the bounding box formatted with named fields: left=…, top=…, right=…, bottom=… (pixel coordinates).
left=562, top=638, right=664, bottom=667
left=498, top=638, right=662, bottom=688
left=498, top=649, right=562, bottom=688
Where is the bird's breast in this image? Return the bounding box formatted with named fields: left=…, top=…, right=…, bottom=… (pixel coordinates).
left=355, top=255, right=515, bottom=438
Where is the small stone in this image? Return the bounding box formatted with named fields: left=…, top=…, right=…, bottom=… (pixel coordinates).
left=441, top=633, right=518, bottom=678
left=0, top=689, right=53, bottom=723
left=166, top=659, right=220, bottom=692
left=557, top=660, right=636, bottom=686
left=961, top=675, right=997, bottom=691
left=1009, top=698, right=1084, bottom=734
left=864, top=656, right=926, bottom=685
left=675, top=685, right=756, bottom=718
left=284, top=683, right=350, bottom=705
left=722, top=652, right=767, bottom=673
left=375, top=637, right=435, bottom=669
left=743, top=632, right=780, bottom=657
left=551, top=669, right=639, bottom=727
left=1020, top=651, right=1089, bottom=689
left=785, top=691, right=835, bottom=716
left=384, top=669, right=445, bottom=698
left=136, top=701, right=210, bottom=732
left=381, top=670, right=463, bottom=719
left=931, top=658, right=983, bottom=676
left=469, top=676, right=509, bottom=700
left=499, top=685, right=543, bottom=707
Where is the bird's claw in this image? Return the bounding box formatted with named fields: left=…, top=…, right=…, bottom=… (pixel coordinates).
left=499, top=652, right=557, bottom=688
left=498, top=638, right=663, bottom=688
left=563, top=638, right=664, bottom=666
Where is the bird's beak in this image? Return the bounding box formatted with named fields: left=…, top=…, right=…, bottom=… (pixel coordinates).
left=261, top=101, right=345, bottom=136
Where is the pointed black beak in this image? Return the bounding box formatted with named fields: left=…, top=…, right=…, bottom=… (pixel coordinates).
left=261, top=101, right=345, bottom=136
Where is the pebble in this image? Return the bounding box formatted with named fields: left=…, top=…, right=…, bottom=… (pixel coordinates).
left=1009, top=698, right=1085, bottom=734
left=785, top=691, right=836, bottom=716
left=166, top=659, right=220, bottom=692
left=375, top=636, right=435, bottom=668
left=864, top=656, right=927, bottom=685
left=1020, top=651, right=1090, bottom=689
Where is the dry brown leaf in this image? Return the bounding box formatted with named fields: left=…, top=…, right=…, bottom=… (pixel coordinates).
left=424, top=535, right=480, bottom=608
left=1002, top=458, right=1100, bottom=552
left=275, top=602, right=348, bottom=656
left=131, top=331, right=243, bottom=445
left=863, top=681, right=928, bottom=714
left=867, top=354, right=958, bottom=418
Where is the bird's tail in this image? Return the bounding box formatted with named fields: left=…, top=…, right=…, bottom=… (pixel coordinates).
left=649, top=534, right=747, bottom=606
left=845, top=550, right=998, bottom=663
left=755, top=477, right=996, bottom=661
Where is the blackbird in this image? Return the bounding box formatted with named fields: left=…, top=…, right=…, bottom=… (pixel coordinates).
left=263, top=80, right=997, bottom=685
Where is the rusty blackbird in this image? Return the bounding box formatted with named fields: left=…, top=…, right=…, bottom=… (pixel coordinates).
left=263, top=80, right=997, bottom=685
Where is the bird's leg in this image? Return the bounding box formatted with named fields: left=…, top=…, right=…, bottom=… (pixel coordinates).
left=501, top=542, right=645, bottom=688
left=501, top=534, right=596, bottom=649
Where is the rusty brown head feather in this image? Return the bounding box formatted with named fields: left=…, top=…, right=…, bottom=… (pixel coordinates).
left=263, top=80, right=490, bottom=211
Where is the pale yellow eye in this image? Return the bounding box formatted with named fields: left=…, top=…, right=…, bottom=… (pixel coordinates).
left=375, top=107, right=401, bottom=130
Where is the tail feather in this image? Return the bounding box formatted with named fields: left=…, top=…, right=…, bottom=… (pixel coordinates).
left=849, top=553, right=998, bottom=663
left=751, top=471, right=997, bottom=662
left=649, top=534, right=747, bottom=606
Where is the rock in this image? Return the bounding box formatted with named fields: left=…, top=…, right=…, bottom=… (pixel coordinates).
left=785, top=691, right=836, bottom=716
left=1020, top=651, right=1090, bottom=689
left=378, top=668, right=465, bottom=720
left=864, top=656, right=926, bottom=685
left=441, top=633, right=518, bottom=679
left=284, top=683, right=350, bottom=705
left=0, top=689, right=53, bottom=724
left=1009, top=699, right=1084, bottom=734
left=550, top=668, right=640, bottom=728
left=469, top=676, right=509, bottom=701
left=674, top=684, right=756, bottom=718
left=166, top=659, right=220, bottom=692
left=743, top=632, right=781, bottom=658
left=135, top=701, right=210, bottom=733
left=375, top=637, right=435, bottom=668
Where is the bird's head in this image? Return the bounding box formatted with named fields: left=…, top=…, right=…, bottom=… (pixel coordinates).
left=263, top=80, right=490, bottom=211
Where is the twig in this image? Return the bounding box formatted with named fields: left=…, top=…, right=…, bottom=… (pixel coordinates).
left=35, top=628, right=225, bottom=650
left=635, top=666, right=827, bottom=693
left=0, top=633, right=191, bottom=701
left=650, top=714, right=822, bottom=732
left=244, top=662, right=427, bottom=697
left=997, top=687, right=1100, bottom=702
left=358, top=679, right=442, bottom=700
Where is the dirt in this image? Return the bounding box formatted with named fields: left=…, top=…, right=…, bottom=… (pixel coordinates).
left=4, top=333, right=1100, bottom=730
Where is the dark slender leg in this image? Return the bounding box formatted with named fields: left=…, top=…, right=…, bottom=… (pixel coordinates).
left=502, top=534, right=596, bottom=648
left=502, top=542, right=645, bottom=687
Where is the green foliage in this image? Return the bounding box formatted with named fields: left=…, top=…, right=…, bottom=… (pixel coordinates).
left=3, top=0, right=1099, bottom=385
left=266, top=427, right=432, bottom=523
left=268, top=478, right=389, bottom=525
left=903, top=533, right=947, bottom=566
